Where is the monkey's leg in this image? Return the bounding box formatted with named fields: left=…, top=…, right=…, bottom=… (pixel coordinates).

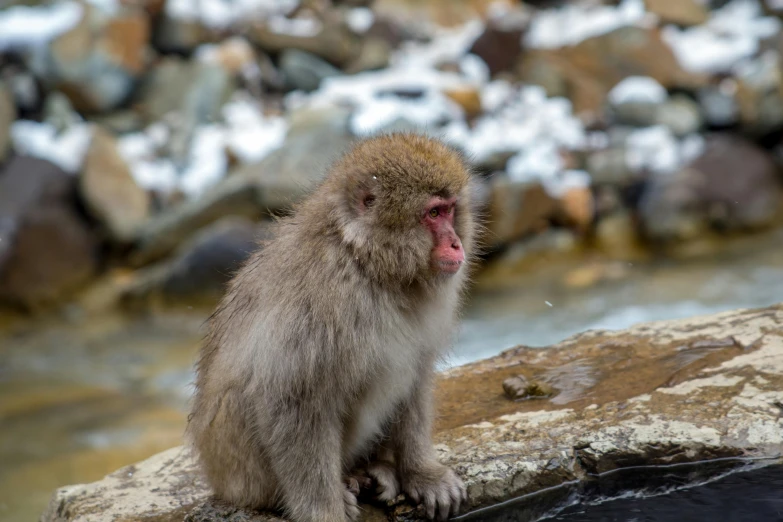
left=391, top=371, right=467, bottom=521
left=264, top=405, right=359, bottom=522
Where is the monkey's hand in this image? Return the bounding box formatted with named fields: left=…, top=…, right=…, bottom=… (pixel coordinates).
left=402, top=462, right=467, bottom=521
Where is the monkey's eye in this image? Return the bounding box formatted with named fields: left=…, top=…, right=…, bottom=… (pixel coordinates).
left=429, top=208, right=439, bottom=218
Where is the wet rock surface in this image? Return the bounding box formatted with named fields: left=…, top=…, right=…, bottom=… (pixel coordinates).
left=41, top=304, right=783, bottom=521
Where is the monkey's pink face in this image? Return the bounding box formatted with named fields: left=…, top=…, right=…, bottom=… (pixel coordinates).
left=422, top=196, right=464, bottom=275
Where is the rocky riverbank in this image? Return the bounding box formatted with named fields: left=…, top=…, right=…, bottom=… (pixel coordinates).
left=2, top=0, right=783, bottom=313
left=41, top=303, right=783, bottom=521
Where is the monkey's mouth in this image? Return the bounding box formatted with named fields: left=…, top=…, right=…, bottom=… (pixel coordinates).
left=437, top=260, right=462, bottom=275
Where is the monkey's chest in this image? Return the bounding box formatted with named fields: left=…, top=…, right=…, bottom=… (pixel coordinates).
left=344, top=350, right=420, bottom=460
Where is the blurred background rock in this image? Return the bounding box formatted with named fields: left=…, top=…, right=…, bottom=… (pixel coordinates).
left=1, top=0, right=783, bottom=519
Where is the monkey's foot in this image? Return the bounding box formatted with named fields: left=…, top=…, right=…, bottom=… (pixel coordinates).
left=366, top=460, right=401, bottom=502
left=402, top=464, right=468, bottom=521
left=344, top=473, right=372, bottom=497
left=342, top=476, right=364, bottom=521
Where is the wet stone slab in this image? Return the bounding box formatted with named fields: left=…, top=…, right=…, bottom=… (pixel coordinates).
left=41, top=305, right=783, bottom=521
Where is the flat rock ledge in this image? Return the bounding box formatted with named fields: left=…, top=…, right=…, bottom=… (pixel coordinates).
left=42, top=305, right=783, bottom=522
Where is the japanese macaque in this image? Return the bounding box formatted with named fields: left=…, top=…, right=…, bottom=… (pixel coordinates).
left=186, top=133, right=478, bottom=522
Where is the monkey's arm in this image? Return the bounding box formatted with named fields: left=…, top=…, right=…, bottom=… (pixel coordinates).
left=390, top=365, right=467, bottom=520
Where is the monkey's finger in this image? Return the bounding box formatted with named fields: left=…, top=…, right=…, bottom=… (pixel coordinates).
left=424, top=490, right=437, bottom=520
left=408, top=487, right=421, bottom=504
left=437, top=488, right=451, bottom=521
left=449, top=485, right=463, bottom=517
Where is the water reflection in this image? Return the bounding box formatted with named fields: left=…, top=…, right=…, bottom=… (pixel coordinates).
left=458, top=458, right=782, bottom=522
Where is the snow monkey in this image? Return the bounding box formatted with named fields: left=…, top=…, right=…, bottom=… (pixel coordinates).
left=187, top=133, right=478, bottom=522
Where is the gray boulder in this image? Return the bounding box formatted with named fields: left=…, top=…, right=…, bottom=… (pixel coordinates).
left=639, top=133, right=783, bottom=241
left=27, top=4, right=151, bottom=113
left=122, top=218, right=269, bottom=308
left=79, top=126, right=150, bottom=242
left=0, top=156, right=99, bottom=309
left=0, top=81, right=15, bottom=163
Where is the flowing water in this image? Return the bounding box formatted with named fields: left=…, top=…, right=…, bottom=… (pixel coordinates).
left=2, top=229, right=783, bottom=521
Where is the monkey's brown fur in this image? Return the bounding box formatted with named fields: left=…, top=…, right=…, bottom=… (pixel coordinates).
left=186, top=133, right=478, bottom=522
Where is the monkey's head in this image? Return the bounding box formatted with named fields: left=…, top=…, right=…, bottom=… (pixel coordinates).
left=319, top=133, right=476, bottom=286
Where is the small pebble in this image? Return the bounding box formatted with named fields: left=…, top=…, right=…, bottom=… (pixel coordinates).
left=502, top=375, right=555, bottom=400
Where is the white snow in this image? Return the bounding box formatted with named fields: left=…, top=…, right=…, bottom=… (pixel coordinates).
left=10, top=120, right=93, bottom=174
left=393, top=20, right=485, bottom=70
left=0, top=2, right=83, bottom=52
left=300, top=67, right=466, bottom=136
left=346, top=7, right=375, bottom=34
left=525, top=0, right=647, bottom=49
left=266, top=14, right=322, bottom=37
left=117, top=128, right=179, bottom=194
left=625, top=126, right=705, bottom=174
left=446, top=84, right=586, bottom=165
left=179, top=125, right=227, bottom=199
left=118, top=97, right=286, bottom=197
left=292, top=13, right=588, bottom=196
left=222, top=98, right=288, bottom=163
left=608, top=76, right=668, bottom=105
left=164, top=0, right=299, bottom=30
left=662, top=0, right=781, bottom=74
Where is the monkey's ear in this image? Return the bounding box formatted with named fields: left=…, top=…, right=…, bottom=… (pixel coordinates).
left=358, top=191, right=376, bottom=215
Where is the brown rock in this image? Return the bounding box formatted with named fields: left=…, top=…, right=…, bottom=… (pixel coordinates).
left=558, top=185, right=594, bottom=231
left=248, top=14, right=361, bottom=67
left=0, top=82, right=14, bottom=163
left=484, top=177, right=558, bottom=248
left=520, top=26, right=707, bottom=115
left=103, top=12, right=149, bottom=73
left=0, top=156, right=99, bottom=309
left=469, top=23, right=525, bottom=77
left=197, top=37, right=257, bottom=75
left=343, top=37, right=392, bottom=74
left=80, top=126, right=150, bottom=242
left=644, top=0, right=708, bottom=26
left=443, top=86, right=483, bottom=119
left=34, top=4, right=151, bottom=113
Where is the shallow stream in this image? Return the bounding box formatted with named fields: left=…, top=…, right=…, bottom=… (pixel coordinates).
left=2, top=229, right=783, bottom=521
